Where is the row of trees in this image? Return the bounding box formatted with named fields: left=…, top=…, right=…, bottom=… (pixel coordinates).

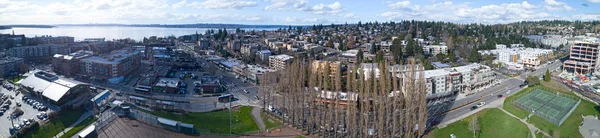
left=259, top=59, right=428, bottom=137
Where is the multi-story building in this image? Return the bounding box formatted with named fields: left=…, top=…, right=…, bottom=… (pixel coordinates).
left=480, top=47, right=553, bottom=69
left=232, top=64, right=274, bottom=84
left=564, top=41, right=600, bottom=74
left=7, top=44, right=70, bottom=60
left=380, top=41, right=392, bottom=52
left=52, top=50, right=93, bottom=77
left=241, top=43, right=259, bottom=57
left=26, top=36, right=74, bottom=45
left=424, top=63, right=496, bottom=97
left=0, top=34, right=25, bottom=49
left=269, top=54, right=294, bottom=71
left=228, top=40, right=242, bottom=52
left=359, top=63, right=495, bottom=98
left=198, top=38, right=210, bottom=49
left=311, top=60, right=341, bottom=76
left=0, top=56, right=24, bottom=76
left=80, top=48, right=141, bottom=79
left=423, top=45, right=448, bottom=56
left=257, top=50, right=271, bottom=61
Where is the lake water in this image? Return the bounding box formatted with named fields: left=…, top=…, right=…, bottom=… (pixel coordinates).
left=0, top=26, right=277, bottom=41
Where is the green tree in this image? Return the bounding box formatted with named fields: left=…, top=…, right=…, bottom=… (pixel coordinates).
left=357, top=50, right=364, bottom=63
left=468, top=50, right=482, bottom=63
left=391, top=38, right=404, bottom=63
left=526, top=75, right=541, bottom=87
left=423, top=59, right=434, bottom=70
left=544, top=69, right=551, bottom=82
left=447, top=49, right=457, bottom=62
left=436, top=53, right=447, bottom=62
left=405, top=39, right=416, bottom=57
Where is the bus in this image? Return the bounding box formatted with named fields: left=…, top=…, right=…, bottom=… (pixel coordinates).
left=135, top=86, right=151, bottom=94
left=218, top=94, right=234, bottom=102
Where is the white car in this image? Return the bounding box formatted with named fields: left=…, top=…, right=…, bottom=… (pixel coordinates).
left=477, top=102, right=486, bottom=107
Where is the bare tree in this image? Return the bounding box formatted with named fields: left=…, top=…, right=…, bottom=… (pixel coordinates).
left=469, top=116, right=480, bottom=138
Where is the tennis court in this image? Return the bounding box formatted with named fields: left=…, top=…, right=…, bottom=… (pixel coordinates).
left=512, top=88, right=580, bottom=125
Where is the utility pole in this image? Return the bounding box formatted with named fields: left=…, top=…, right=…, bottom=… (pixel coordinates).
left=229, top=95, right=232, bottom=135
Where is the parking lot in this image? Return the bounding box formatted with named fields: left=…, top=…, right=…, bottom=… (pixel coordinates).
left=0, top=82, right=52, bottom=138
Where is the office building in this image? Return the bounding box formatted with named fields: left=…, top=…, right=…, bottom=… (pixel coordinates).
left=257, top=50, right=272, bottom=61
left=227, top=40, right=242, bottom=52
left=564, top=41, right=600, bottom=74
left=241, top=43, right=259, bottom=57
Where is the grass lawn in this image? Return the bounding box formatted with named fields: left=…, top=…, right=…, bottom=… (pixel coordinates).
left=503, top=83, right=600, bottom=138
left=23, top=110, right=85, bottom=138
left=260, top=111, right=282, bottom=130
left=144, top=106, right=259, bottom=135
left=59, top=116, right=98, bottom=138
left=430, top=108, right=531, bottom=138
left=9, top=76, right=23, bottom=83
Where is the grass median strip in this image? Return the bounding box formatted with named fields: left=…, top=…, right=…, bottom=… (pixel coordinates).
left=59, top=116, right=98, bottom=138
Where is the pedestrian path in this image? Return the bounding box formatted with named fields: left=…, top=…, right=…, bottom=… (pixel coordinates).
left=498, top=108, right=552, bottom=138
left=54, top=111, right=92, bottom=138
left=251, top=106, right=266, bottom=134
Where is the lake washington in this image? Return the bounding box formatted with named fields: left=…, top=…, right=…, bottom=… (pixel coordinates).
left=0, top=26, right=277, bottom=41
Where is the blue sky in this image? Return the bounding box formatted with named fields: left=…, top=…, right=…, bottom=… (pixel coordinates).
left=0, top=0, right=599, bottom=25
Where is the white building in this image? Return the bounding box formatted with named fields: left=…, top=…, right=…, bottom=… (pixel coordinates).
left=358, top=63, right=495, bottom=98
left=423, top=45, right=448, bottom=56
left=268, top=54, right=294, bottom=71
left=480, top=47, right=553, bottom=68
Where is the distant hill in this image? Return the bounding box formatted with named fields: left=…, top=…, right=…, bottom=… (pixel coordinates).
left=56, top=23, right=304, bottom=29
left=0, top=26, right=10, bottom=30
left=2, top=25, right=55, bottom=28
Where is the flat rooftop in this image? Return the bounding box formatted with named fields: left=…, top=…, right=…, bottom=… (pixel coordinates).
left=200, top=76, right=220, bottom=85
left=0, top=56, right=23, bottom=64
left=81, top=48, right=140, bottom=65
left=154, top=77, right=179, bottom=88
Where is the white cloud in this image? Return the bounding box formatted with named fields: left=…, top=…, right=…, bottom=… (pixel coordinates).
left=343, top=13, right=356, bottom=19
left=263, top=0, right=307, bottom=10
left=544, top=0, right=574, bottom=11
left=172, top=0, right=187, bottom=9
left=304, top=2, right=343, bottom=15
left=587, top=0, right=600, bottom=3
left=571, top=14, right=600, bottom=21
left=380, top=1, right=558, bottom=24
left=187, top=0, right=257, bottom=9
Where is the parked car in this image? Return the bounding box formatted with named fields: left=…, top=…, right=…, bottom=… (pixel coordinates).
left=16, top=102, right=21, bottom=107
left=477, top=102, right=486, bottom=107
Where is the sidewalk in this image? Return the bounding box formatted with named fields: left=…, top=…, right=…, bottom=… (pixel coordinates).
left=251, top=106, right=266, bottom=132
left=498, top=108, right=552, bottom=138
left=54, top=111, right=92, bottom=138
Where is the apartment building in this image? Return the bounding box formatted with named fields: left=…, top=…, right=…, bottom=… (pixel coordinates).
left=80, top=48, right=141, bottom=79
left=311, top=60, right=341, bottom=76
left=241, top=43, right=259, bottom=57
left=232, top=64, right=274, bottom=84
left=227, top=40, right=242, bottom=52
left=52, top=50, right=93, bottom=77
left=564, top=41, right=600, bottom=74
left=26, top=36, right=74, bottom=45
left=269, top=54, right=294, bottom=71
left=423, top=45, right=448, bottom=56
left=257, top=50, right=271, bottom=61
left=480, top=47, right=553, bottom=68
left=0, top=56, right=24, bottom=76
left=424, top=63, right=496, bottom=97
left=7, top=44, right=70, bottom=60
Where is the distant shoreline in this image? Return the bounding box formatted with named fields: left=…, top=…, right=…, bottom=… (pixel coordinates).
left=1, top=25, right=55, bottom=29
left=55, top=24, right=301, bottom=29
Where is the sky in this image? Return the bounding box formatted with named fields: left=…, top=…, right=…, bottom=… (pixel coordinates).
left=0, top=0, right=599, bottom=25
